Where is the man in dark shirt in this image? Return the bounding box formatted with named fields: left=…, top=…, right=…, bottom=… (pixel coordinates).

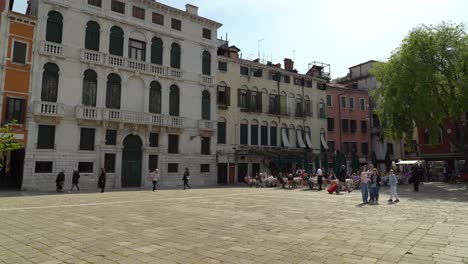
left=413, top=165, right=424, bottom=192
left=336, top=165, right=351, bottom=194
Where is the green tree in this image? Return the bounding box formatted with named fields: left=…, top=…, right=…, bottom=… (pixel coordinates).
left=0, top=122, right=23, bottom=167
left=371, top=22, right=468, bottom=173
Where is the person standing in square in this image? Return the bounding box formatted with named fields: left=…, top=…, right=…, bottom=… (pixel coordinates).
left=182, top=168, right=191, bottom=190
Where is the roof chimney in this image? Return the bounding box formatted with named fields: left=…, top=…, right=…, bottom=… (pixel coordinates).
left=185, top=4, right=198, bottom=15
left=284, top=58, right=294, bottom=72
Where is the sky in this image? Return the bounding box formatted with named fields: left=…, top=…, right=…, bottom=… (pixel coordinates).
left=12, top=0, right=468, bottom=78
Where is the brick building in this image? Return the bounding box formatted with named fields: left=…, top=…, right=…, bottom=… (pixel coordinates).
left=325, top=82, right=371, bottom=170
left=0, top=1, right=36, bottom=189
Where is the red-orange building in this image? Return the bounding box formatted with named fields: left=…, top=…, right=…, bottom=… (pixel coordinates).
left=0, top=3, right=36, bottom=189
left=326, top=83, right=371, bottom=168
left=417, top=122, right=466, bottom=180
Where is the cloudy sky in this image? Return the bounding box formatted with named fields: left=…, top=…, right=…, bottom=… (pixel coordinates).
left=12, top=0, right=468, bottom=78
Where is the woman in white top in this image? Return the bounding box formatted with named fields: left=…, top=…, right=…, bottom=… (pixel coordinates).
left=359, top=165, right=369, bottom=203
left=150, top=169, right=160, bottom=192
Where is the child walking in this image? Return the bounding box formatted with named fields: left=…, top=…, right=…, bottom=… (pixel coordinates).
left=388, top=169, right=400, bottom=202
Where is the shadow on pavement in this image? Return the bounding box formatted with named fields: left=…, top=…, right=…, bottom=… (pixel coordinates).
left=380, top=182, right=468, bottom=203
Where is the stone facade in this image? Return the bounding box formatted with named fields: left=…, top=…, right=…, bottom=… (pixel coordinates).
left=216, top=45, right=329, bottom=183
left=22, top=0, right=221, bottom=191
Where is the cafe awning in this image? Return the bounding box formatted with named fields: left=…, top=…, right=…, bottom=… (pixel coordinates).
left=296, top=130, right=306, bottom=148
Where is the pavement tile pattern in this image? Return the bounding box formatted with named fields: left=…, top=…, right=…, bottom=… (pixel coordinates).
left=0, top=183, right=468, bottom=264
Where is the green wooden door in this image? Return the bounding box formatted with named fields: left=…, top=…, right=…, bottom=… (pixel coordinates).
left=121, top=135, right=142, bottom=188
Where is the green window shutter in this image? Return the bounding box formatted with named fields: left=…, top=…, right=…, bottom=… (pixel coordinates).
left=106, top=74, right=121, bottom=109
left=148, top=155, right=158, bottom=171
left=202, top=51, right=211, bottom=75
left=80, top=128, right=95, bottom=151
left=82, top=69, right=97, bottom=106
left=149, top=81, right=162, bottom=113
left=149, top=133, right=159, bottom=147
left=201, top=91, right=210, bottom=120
left=105, top=129, right=117, bottom=145
left=151, top=37, right=163, bottom=65
left=170, top=43, right=181, bottom=69
left=41, top=63, right=59, bottom=102
left=109, top=26, right=124, bottom=56
left=46, top=11, right=63, bottom=43
left=217, top=122, right=226, bottom=144
left=225, top=86, right=231, bottom=106
left=169, top=86, right=179, bottom=116
left=256, top=92, right=262, bottom=112
left=85, top=21, right=100, bottom=51
left=37, top=125, right=55, bottom=149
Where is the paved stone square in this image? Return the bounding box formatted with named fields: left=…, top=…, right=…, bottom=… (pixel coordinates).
left=1, top=183, right=468, bottom=264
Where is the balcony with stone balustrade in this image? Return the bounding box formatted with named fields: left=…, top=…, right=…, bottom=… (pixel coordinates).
left=80, top=50, right=175, bottom=79
left=33, top=101, right=65, bottom=123
left=40, top=41, right=64, bottom=57
left=75, top=106, right=186, bottom=129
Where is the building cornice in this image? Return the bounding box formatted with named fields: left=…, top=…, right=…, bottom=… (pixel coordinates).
left=218, top=56, right=326, bottom=83
left=7, top=11, right=37, bottom=25
left=139, top=0, right=223, bottom=29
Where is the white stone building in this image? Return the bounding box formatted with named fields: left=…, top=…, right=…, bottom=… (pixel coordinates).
left=215, top=42, right=329, bottom=184
left=23, top=0, right=221, bottom=191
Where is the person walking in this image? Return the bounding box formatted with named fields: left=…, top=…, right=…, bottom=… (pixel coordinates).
left=70, top=169, right=80, bottom=192
left=317, top=167, right=323, bottom=191
left=98, top=168, right=106, bottom=193
left=150, top=168, right=160, bottom=192
left=388, top=169, right=400, bottom=202
left=336, top=165, right=351, bottom=194
left=413, top=165, right=424, bottom=192
left=56, top=170, right=65, bottom=192
left=360, top=166, right=369, bottom=203
left=369, top=168, right=381, bottom=203
left=182, top=168, right=191, bottom=190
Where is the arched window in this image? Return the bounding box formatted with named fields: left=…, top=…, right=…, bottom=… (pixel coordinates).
left=82, top=69, right=97, bottom=106
left=202, top=51, right=211, bottom=75
left=201, top=90, right=210, bottom=120
left=169, top=85, right=180, bottom=116
left=109, top=26, right=124, bottom=56
left=270, top=122, right=278, bottom=146
left=41, top=63, right=59, bottom=102
left=319, top=99, right=326, bottom=118
left=151, top=37, right=163, bottom=65
left=85, top=21, right=100, bottom=51
left=46, top=11, right=63, bottom=43
left=105, top=74, right=121, bottom=109
left=149, top=81, right=162, bottom=114
left=296, top=95, right=303, bottom=117
left=250, top=120, right=259, bottom=146
left=170, top=43, right=181, bottom=69
left=240, top=119, right=248, bottom=145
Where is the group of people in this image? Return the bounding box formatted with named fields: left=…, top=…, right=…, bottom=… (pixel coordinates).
left=147, top=167, right=191, bottom=191
left=358, top=164, right=392, bottom=204
left=55, top=168, right=107, bottom=193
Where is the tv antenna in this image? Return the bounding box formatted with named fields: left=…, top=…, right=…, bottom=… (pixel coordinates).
left=257, top=38, right=264, bottom=59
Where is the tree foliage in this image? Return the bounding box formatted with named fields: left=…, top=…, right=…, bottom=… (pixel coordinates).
left=371, top=22, right=468, bottom=148
left=0, top=122, right=23, bottom=164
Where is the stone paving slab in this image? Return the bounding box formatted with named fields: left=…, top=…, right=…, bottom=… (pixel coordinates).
left=0, top=183, right=468, bottom=263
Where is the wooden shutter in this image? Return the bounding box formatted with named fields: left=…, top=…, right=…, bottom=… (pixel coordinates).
left=12, top=42, right=27, bottom=64
left=109, top=27, right=124, bottom=56
left=151, top=37, right=163, bottom=65
left=226, top=86, right=231, bottom=106
left=85, top=21, right=100, bottom=51
left=38, top=125, right=55, bottom=149
left=80, top=128, right=95, bottom=151
left=46, top=11, right=63, bottom=43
